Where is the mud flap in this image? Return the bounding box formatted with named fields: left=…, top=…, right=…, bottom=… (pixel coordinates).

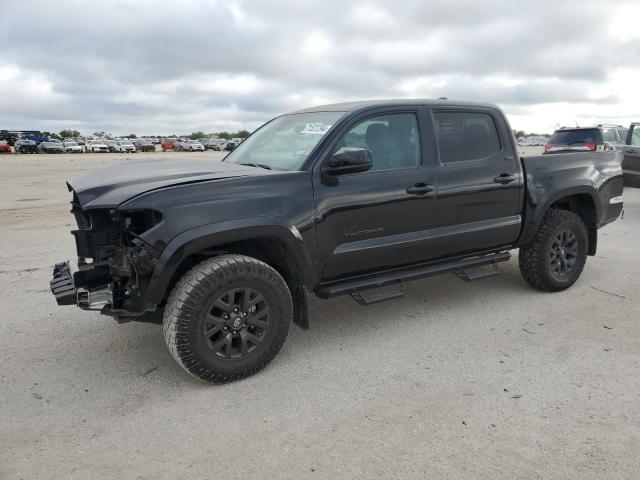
left=292, top=285, right=309, bottom=330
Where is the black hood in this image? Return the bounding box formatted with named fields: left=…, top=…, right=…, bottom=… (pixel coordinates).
left=68, top=158, right=266, bottom=208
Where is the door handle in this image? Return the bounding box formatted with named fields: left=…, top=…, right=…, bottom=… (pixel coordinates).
left=406, top=183, right=434, bottom=195
left=493, top=174, right=516, bottom=185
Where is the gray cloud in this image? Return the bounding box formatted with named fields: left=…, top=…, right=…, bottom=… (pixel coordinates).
left=0, top=0, right=638, bottom=134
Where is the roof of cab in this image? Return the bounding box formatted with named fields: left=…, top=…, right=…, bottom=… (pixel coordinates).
left=289, top=99, right=500, bottom=114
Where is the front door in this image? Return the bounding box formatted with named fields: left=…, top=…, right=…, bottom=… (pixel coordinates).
left=313, top=110, right=437, bottom=281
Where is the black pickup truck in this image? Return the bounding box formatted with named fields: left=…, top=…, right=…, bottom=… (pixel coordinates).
left=50, top=100, right=624, bottom=382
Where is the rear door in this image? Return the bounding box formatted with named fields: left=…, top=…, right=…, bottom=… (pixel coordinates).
left=623, top=123, right=640, bottom=187
left=428, top=107, right=523, bottom=257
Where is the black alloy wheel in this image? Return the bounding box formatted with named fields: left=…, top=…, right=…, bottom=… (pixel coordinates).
left=549, top=229, right=578, bottom=279
left=202, top=287, right=271, bottom=359
left=163, top=255, right=293, bottom=382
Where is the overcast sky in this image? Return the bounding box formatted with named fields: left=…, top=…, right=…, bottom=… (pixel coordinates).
left=1, top=0, right=638, bottom=135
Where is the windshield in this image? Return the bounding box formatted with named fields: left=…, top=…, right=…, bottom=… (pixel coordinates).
left=224, top=111, right=345, bottom=170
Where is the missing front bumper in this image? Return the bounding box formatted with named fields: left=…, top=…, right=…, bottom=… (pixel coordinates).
left=50, top=262, right=76, bottom=305
left=50, top=261, right=113, bottom=309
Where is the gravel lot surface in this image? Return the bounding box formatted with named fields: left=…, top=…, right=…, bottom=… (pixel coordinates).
left=1, top=148, right=638, bottom=479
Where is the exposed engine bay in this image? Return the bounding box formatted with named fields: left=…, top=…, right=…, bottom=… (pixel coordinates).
left=51, top=190, right=161, bottom=318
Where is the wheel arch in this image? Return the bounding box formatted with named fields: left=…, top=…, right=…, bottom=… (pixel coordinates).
left=144, top=217, right=316, bottom=328
left=520, top=186, right=600, bottom=255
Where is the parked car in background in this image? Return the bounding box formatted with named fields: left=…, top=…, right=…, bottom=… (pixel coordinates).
left=134, top=139, right=155, bottom=152
left=225, top=137, right=244, bottom=151
left=116, top=140, right=137, bottom=153
left=598, top=124, right=627, bottom=150
left=0, top=141, right=11, bottom=153
left=105, top=140, right=120, bottom=152
left=14, top=139, right=37, bottom=153
left=0, top=130, right=20, bottom=146
left=24, top=133, right=50, bottom=145
left=85, top=140, right=109, bottom=153
left=622, top=122, right=640, bottom=188
left=179, top=140, right=205, bottom=151
left=38, top=141, right=64, bottom=154
left=544, top=125, right=619, bottom=154
left=213, top=139, right=228, bottom=151
left=200, top=139, right=217, bottom=149
left=63, top=141, right=83, bottom=153
left=161, top=138, right=179, bottom=151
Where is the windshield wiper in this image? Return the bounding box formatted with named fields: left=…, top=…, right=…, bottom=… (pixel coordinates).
left=239, top=162, right=272, bottom=170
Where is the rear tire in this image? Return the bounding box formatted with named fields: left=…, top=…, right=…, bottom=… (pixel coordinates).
left=163, top=255, right=293, bottom=383
left=519, top=208, right=588, bottom=292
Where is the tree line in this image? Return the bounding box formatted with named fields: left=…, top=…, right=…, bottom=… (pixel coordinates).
left=56, top=129, right=252, bottom=140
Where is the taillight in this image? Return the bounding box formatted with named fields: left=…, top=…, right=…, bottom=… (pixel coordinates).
left=544, top=144, right=554, bottom=152
left=585, top=143, right=596, bottom=151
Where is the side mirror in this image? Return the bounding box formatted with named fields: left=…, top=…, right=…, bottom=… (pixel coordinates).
left=324, top=147, right=373, bottom=176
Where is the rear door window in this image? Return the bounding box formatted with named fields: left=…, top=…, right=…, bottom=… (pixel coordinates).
left=433, top=111, right=501, bottom=163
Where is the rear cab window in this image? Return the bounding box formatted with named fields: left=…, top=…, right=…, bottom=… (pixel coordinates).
left=433, top=111, right=502, bottom=163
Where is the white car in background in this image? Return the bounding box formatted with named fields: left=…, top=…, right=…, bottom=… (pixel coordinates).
left=116, top=140, right=137, bottom=153
left=85, top=140, right=109, bottom=153
left=62, top=141, right=83, bottom=153
left=179, top=140, right=205, bottom=151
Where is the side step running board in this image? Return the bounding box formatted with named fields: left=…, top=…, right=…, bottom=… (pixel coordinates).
left=316, top=251, right=511, bottom=300
left=454, top=262, right=499, bottom=282
left=350, top=288, right=404, bottom=306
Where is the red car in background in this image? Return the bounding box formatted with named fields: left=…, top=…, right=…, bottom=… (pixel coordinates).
left=161, top=138, right=180, bottom=151
left=0, top=141, right=11, bottom=153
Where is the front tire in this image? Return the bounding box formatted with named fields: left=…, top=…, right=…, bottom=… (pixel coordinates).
left=519, top=208, right=588, bottom=292
left=163, top=255, right=293, bottom=383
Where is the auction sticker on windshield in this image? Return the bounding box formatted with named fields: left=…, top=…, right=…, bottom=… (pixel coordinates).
left=301, top=123, right=332, bottom=135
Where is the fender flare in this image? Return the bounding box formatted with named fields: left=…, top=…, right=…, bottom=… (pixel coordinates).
left=144, top=216, right=316, bottom=308
left=519, top=184, right=601, bottom=246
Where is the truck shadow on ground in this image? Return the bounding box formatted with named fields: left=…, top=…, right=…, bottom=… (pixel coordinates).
left=294, top=259, right=531, bottom=348
left=52, top=258, right=535, bottom=386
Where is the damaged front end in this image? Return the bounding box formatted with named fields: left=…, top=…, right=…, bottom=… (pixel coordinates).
left=50, top=190, right=162, bottom=321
